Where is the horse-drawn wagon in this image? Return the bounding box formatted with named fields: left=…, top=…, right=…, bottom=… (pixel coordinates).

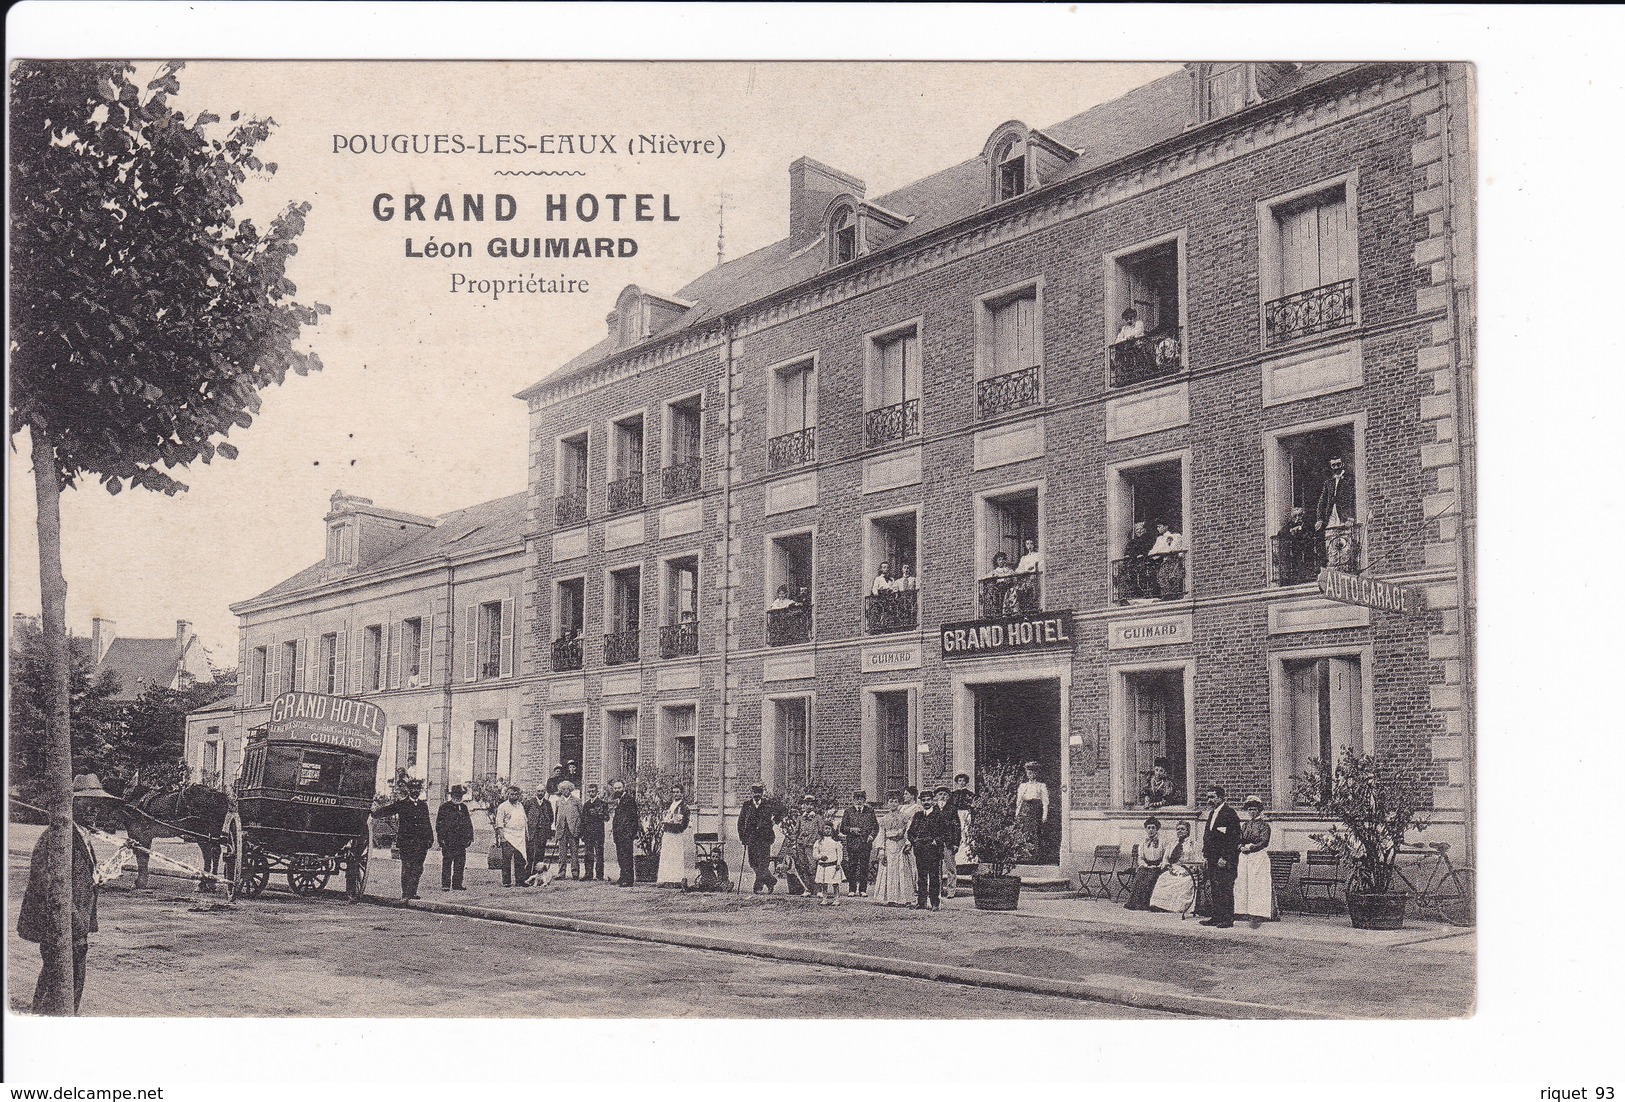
left=222, top=691, right=385, bottom=902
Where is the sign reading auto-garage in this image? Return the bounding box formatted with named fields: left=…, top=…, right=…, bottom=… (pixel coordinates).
left=940, top=610, right=1075, bottom=659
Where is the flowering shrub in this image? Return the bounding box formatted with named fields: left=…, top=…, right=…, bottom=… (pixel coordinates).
left=1292, top=748, right=1432, bottom=894
left=969, top=763, right=1036, bottom=878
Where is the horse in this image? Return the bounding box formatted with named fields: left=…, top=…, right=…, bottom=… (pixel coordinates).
left=121, top=783, right=229, bottom=889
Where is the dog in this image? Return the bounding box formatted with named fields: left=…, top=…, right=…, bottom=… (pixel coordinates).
left=524, top=862, right=556, bottom=888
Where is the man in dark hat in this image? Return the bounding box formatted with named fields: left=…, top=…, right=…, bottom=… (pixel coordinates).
left=564, top=759, right=582, bottom=791
left=371, top=778, right=434, bottom=900
left=737, top=782, right=778, bottom=894
left=435, top=785, right=474, bottom=891
left=609, top=779, right=640, bottom=886
left=580, top=782, right=609, bottom=881
left=836, top=790, right=879, bottom=898
left=544, top=765, right=567, bottom=795
left=907, top=786, right=957, bottom=910
left=19, top=774, right=114, bottom=1014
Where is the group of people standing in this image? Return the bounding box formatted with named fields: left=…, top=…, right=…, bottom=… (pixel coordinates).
left=1122, top=786, right=1277, bottom=929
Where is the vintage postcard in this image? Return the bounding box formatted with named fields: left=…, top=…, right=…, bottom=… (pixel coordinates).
left=8, top=25, right=1487, bottom=1075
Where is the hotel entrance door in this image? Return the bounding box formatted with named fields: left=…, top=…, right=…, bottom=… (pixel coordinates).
left=973, top=679, right=1062, bottom=864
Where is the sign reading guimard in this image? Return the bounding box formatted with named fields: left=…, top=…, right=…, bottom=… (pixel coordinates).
left=940, top=611, right=1075, bottom=659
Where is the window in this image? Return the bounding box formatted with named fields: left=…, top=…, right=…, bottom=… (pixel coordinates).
left=318, top=633, right=338, bottom=693
left=1280, top=655, right=1364, bottom=805
left=994, top=136, right=1027, bottom=201
left=201, top=735, right=220, bottom=782
left=606, top=567, right=641, bottom=665
left=768, top=357, right=817, bottom=470
left=477, top=601, right=506, bottom=679
left=864, top=512, right=919, bottom=634
left=402, top=618, right=424, bottom=686
left=975, top=284, right=1041, bottom=419
left=661, top=556, right=700, bottom=659
left=1118, top=668, right=1190, bottom=809
left=250, top=647, right=268, bottom=704
left=1109, top=456, right=1189, bottom=604
left=830, top=206, right=857, bottom=265
left=608, top=413, right=645, bottom=514
left=1205, top=64, right=1249, bottom=117
left=396, top=725, right=419, bottom=770
left=610, top=709, right=639, bottom=782
left=282, top=640, right=301, bottom=694
left=1268, top=421, right=1361, bottom=584
left=766, top=532, right=814, bottom=646
left=553, top=713, right=585, bottom=778
left=661, top=704, right=698, bottom=787
left=875, top=690, right=912, bottom=799
left=473, top=720, right=501, bottom=780
left=977, top=488, right=1041, bottom=618
left=772, top=698, right=812, bottom=792
left=553, top=578, right=586, bottom=671
left=363, top=625, right=383, bottom=691
left=864, top=325, right=922, bottom=448
left=1106, top=236, right=1185, bottom=387
left=1262, top=180, right=1357, bottom=346
left=556, top=431, right=589, bottom=527
left=662, top=394, right=703, bottom=499
left=326, top=522, right=354, bottom=566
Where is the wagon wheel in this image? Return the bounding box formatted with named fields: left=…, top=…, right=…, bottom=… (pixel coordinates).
left=287, top=858, right=332, bottom=897
left=222, top=813, right=244, bottom=902
left=240, top=848, right=271, bottom=900
left=345, top=840, right=369, bottom=903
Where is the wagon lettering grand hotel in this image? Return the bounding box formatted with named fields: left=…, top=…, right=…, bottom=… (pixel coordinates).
left=219, top=62, right=1476, bottom=869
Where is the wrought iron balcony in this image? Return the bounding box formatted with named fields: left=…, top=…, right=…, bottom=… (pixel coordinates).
left=661, top=458, right=701, bottom=500
left=864, top=590, right=918, bottom=635
left=603, top=628, right=641, bottom=666
left=1111, top=551, right=1188, bottom=603
left=480, top=660, right=502, bottom=679
left=975, top=365, right=1041, bottom=420
left=660, top=622, right=700, bottom=659
left=864, top=399, right=920, bottom=448
left=978, top=572, right=1041, bottom=619
left=1265, top=278, right=1356, bottom=346
left=607, top=472, right=644, bottom=514
left=1271, top=521, right=1364, bottom=585
left=1109, top=327, right=1184, bottom=388
left=550, top=636, right=583, bottom=672
left=766, top=605, right=813, bottom=647
left=555, top=489, right=587, bottom=528
left=767, top=426, right=816, bottom=471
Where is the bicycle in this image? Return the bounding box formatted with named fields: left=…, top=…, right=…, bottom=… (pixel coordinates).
left=1389, top=842, right=1475, bottom=927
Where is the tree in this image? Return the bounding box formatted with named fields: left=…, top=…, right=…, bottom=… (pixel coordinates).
left=7, top=618, right=122, bottom=807
left=104, top=678, right=236, bottom=791
left=9, top=60, right=326, bottom=1014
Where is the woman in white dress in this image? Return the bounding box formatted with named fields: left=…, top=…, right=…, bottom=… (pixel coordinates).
left=656, top=784, right=692, bottom=887
left=1149, top=821, right=1198, bottom=917
left=1013, top=762, right=1050, bottom=864
left=871, top=792, right=915, bottom=906
left=1233, top=795, right=1277, bottom=925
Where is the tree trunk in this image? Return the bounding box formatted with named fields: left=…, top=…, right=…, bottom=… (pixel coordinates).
left=31, top=423, right=76, bottom=1016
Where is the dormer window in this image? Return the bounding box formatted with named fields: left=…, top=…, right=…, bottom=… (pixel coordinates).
left=831, top=207, right=857, bottom=265
left=996, top=137, right=1027, bottom=201
left=325, top=521, right=355, bottom=566
left=982, top=122, right=1074, bottom=206
left=1206, top=64, right=1249, bottom=117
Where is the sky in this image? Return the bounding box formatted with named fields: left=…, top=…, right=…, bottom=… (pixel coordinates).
left=6, top=59, right=1180, bottom=662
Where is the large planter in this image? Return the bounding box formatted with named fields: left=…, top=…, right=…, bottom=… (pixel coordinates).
left=1347, top=890, right=1407, bottom=930
left=634, top=852, right=660, bottom=883
left=971, top=872, right=1022, bottom=911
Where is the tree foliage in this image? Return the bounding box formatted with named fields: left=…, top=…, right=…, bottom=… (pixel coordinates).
left=102, top=677, right=236, bottom=791
left=9, top=60, right=328, bottom=494
left=7, top=619, right=122, bottom=804
left=1292, top=748, right=1433, bottom=894
left=968, top=762, right=1036, bottom=878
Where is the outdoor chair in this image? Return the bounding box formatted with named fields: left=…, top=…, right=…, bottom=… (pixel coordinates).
left=1299, top=850, right=1345, bottom=914
left=1076, top=844, right=1123, bottom=899
left=1117, top=844, right=1141, bottom=897
left=1268, top=850, right=1301, bottom=914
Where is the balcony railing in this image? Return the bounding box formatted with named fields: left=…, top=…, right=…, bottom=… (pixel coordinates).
left=550, top=636, right=583, bottom=672
left=1109, top=327, right=1183, bottom=388
left=660, top=622, right=700, bottom=659
left=767, top=426, right=816, bottom=471
left=975, top=365, right=1041, bottom=420
left=555, top=489, right=587, bottom=528
left=1265, top=278, right=1356, bottom=346
left=864, top=399, right=920, bottom=448
left=603, top=628, right=641, bottom=666
left=1274, top=522, right=1364, bottom=584
left=607, top=472, right=644, bottom=514
left=1111, top=551, right=1188, bottom=603
left=864, top=590, right=918, bottom=635
left=766, top=605, right=813, bottom=647
left=661, top=458, right=701, bottom=499
left=978, top=571, right=1041, bottom=619
left=480, top=660, right=502, bottom=679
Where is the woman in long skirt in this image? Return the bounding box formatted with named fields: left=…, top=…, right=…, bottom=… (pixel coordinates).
left=1232, top=796, right=1277, bottom=926
left=1149, top=821, right=1198, bottom=917
left=1123, top=817, right=1168, bottom=910
left=1014, top=761, right=1049, bottom=861
left=656, top=785, right=692, bottom=887
left=870, top=792, right=915, bottom=906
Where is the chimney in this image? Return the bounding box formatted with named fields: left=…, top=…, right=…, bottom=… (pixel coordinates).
left=176, top=619, right=192, bottom=645
left=91, top=617, right=117, bottom=664
left=787, top=157, right=864, bottom=245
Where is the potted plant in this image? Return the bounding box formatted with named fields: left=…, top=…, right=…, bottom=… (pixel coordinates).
left=632, top=766, right=687, bottom=883
left=1292, top=747, right=1432, bottom=930
left=968, top=763, right=1036, bottom=911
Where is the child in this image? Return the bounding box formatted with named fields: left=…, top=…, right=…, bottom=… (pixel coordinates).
left=813, top=821, right=844, bottom=906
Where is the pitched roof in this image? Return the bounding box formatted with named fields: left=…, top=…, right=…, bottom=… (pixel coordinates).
left=246, top=491, right=528, bottom=605
left=522, top=62, right=1364, bottom=398
left=97, top=638, right=182, bottom=702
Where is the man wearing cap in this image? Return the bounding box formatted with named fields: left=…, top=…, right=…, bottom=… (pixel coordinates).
left=836, top=791, right=879, bottom=898
left=372, top=779, right=434, bottom=900
left=737, top=783, right=778, bottom=894
left=544, top=765, right=567, bottom=796
left=580, top=783, right=609, bottom=881
left=436, top=785, right=475, bottom=891
left=787, top=794, right=824, bottom=895
left=20, top=774, right=113, bottom=1014
left=907, top=787, right=956, bottom=910
left=564, top=760, right=582, bottom=791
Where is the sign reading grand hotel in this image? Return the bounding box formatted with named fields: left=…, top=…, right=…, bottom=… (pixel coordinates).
left=265, top=691, right=388, bottom=755
left=1317, top=568, right=1422, bottom=614
left=940, top=610, right=1076, bottom=659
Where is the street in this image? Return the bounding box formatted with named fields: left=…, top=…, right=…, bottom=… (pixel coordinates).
left=6, top=869, right=1172, bottom=1018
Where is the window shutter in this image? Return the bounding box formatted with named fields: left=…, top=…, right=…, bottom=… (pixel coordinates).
left=269, top=644, right=282, bottom=700
left=805, top=365, right=818, bottom=433
left=463, top=605, right=478, bottom=683
left=333, top=631, right=347, bottom=695
left=1281, top=204, right=1317, bottom=295
left=349, top=631, right=364, bottom=695
left=1016, top=294, right=1036, bottom=370
left=449, top=724, right=474, bottom=789
left=380, top=622, right=394, bottom=690
left=496, top=718, right=513, bottom=782
left=1318, top=194, right=1351, bottom=282
left=903, top=333, right=921, bottom=404
left=1328, top=656, right=1363, bottom=758
left=420, top=613, right=435, bottom=687
left=500, top=598, right=516, bottom=678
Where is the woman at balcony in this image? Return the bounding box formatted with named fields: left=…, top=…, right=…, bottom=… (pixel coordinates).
left=870, top=563, right=897, bottom=597
left=896, top=563, right=918, bottom=591
left=1113, top=307, right=1145, bottom=345
left=1233, top=796, right=1277, bottom=927
left=656, top=784, right=692, bottom=888
left=1016, top=538, right=1043, bottom=575
left=769, top=585, right=798, bottom=612
left=871, top=792, right=916, bottom=907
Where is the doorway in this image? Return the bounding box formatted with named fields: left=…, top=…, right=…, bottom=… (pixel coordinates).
left=554, top=713, right=584, bottom=778
left=973, top=679, right=1062, bottom=864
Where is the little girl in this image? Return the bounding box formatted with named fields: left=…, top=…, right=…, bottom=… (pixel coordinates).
left=813, top=821, right=844, bottom=906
